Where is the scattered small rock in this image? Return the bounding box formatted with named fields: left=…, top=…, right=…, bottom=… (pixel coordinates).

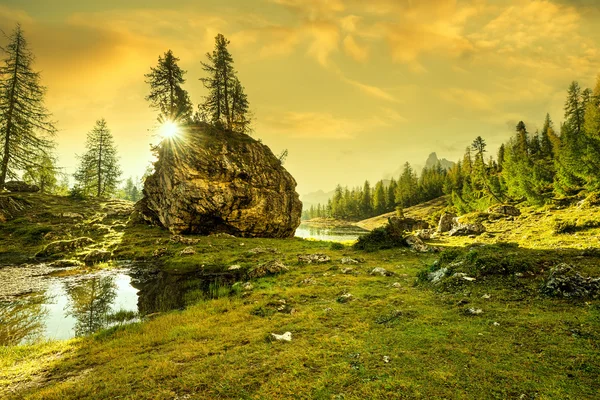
left=323, top=307, right=333, bottom=313
left=383, top=356, right=391, bottom=363
left=449, top=223, right=486, bottom=237
left=429, top=267, right=449, bottom=283
left=242, top=282, right=254, bottom=291
left=482, top=294, right=491, bottom=299
left=405, top=235, right=430, bottom=253
left=488, top=204, right=521, bottom=216
left=170, top=235, right=200, bottom=245
left=153, top=247, right=168, bottom=257
left=298, top=253, right=331, bottom=263
left=453, top=272, right=476, bottom=282
left=248, top=260, right=289, bottom=278
left=209, top=232, right=236, bottom=238
left=391, top=282, right=402, bottom=288
left=271, top=332, right=292, bottom=342
left=464, top=308, right=483, bottom=315
left=228, top=265, right=242, bottom=271
left=340, top=267, right=354, bottom=274
left=301, top=277, right=317, bottom=285
left=341, top=257, right=360, bottom=265
left=492, top=321, right=500, bottom=326
left=180, top=246, right=196, bottom=255
left=370, top=267, right=394, bottom=276
left=337, top=293, right=354, bottom=303
left=415, top=229, right=432, bottom=241
left=247, top=247, right=279, bottom=255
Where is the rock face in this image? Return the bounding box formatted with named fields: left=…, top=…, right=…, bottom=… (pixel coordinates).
left=4, top=180, right=40, bottom=193
left=437, top=212, right=456, bottom=233
left=137, top=124, right=302, bottom=237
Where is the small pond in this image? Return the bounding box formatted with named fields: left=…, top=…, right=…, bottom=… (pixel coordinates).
left=295, top=223, right=369, bottom=242
left=0, top=265, right=237, bottom=345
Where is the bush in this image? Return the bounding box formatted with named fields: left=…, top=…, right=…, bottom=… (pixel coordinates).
left=353, top=226, right=406, bottom=252
left=330, top=242, right=344, bottom=250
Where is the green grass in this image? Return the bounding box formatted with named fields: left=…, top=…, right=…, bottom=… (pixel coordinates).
left=1, top=193, right=599, bottom=398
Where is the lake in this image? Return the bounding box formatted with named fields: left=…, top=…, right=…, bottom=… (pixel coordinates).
left=295, top=223, right=369, bottom=242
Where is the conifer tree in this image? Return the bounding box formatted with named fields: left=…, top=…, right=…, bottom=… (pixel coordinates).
left=200, top=34, right=251, bottom=133
left=74, top=119, right=121, bottom=197
left=22, top=152, right=58, bottom=193
left=386, top=178, right=397, bottom=212
left=0, top=24, right=56, bottom=188
left=145, top=50, right=193, bottom=123
left=373, top=181, right=387, bottom=215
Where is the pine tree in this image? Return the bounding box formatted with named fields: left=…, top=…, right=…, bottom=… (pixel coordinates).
left=581, top=75, right=600, bottom=190
left=199, top=34, right=251, bottom=133
left=74, top=119, right=121, bottom=197
left=386, top=178, right=397, bottom=212
left=360, top=181, right=373, bottom=218
left=22, top=152, right=58, bottom=193
left=144, top=50, right=193, bottom=123
left=373, top=181, right=386, bottom=216
left=555, top=81, right=588, bottom=194
left=0, top=24, right=56, bottom=188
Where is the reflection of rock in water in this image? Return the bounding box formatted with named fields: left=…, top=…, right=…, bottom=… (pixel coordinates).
left=131, top=271, right=237, bottom=316
left=64, top=276, right=117, bottom=337
left=0, top=294, right=47, bottom=345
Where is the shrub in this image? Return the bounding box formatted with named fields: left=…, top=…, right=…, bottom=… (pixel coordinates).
left=330, top=242, right=344, bottom=250
left=353, top=226, right=406, bottom=252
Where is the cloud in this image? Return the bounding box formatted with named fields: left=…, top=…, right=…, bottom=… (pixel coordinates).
left=342, top=35, right=368, bottom=62
left=343, top=77, right=397, bottom=102
left=305, top=21, right=340, bottom=66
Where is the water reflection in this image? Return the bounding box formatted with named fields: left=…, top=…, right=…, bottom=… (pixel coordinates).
left=295, top=223, right=368, bottom=242
left=1, top=267, right=238, bottom=344
left=132, top=271, right=235, bottom=315
left=0, top=295, right=47, bottom=346
left=64, top=276, right=117, bottom=337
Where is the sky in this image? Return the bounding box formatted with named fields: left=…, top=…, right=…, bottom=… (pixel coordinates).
left=1, top=0, right=599, bottom=196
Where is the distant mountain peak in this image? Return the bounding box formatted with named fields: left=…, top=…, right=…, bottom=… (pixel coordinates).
left=425, top=152, right=455, bottom=171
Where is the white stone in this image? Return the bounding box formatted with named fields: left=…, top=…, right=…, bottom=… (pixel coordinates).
left=271, top=332, right=292, bottom=342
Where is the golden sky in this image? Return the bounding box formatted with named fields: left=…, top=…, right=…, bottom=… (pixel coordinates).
left=1, top=0, right=599, bottom=195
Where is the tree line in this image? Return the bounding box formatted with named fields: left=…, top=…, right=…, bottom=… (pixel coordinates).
left=0, top=23, right=251, bottom=198
left=302, top=162, right=447, bottom=221
left=304, top=76, right=600, bottom=220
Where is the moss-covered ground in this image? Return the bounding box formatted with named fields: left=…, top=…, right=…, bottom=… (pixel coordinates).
left=1, top=193, right=599, bottom=399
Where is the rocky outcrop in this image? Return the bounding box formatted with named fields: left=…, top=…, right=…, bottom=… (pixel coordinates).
left=437, top=212, right=456, bottom=233
left=0, top=195, right=31, bottom=222
left=488, top=204, right=520, bottom=216
left=387, top=216, right=429, bottom=233
left=541, top=264, right=599, bottom=298
left=449, top=222, right=486, bottom=237
left=4, top=181, right=40, bottom=193
left=136, top=124, right=302, bottom=238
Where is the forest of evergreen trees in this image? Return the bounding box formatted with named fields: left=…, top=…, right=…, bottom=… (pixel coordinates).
left=303, top=77, right=600, bottom=221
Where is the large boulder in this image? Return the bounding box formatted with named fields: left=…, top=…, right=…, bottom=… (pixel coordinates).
left=448, top=222, right=486, bottom=237
left=437, top=212, right=456, bottom=233
left=4, top=180, right=39, bottom=193
left=137, top=124, right=302, bottom=238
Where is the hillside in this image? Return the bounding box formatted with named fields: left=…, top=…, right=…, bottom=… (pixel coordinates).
left=356, top=196, right=449, bottom=231
left=1, top=193, right=599, bottom=399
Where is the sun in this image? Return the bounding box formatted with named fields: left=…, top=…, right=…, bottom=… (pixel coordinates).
left=159, top=121, right=180, bottom=139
